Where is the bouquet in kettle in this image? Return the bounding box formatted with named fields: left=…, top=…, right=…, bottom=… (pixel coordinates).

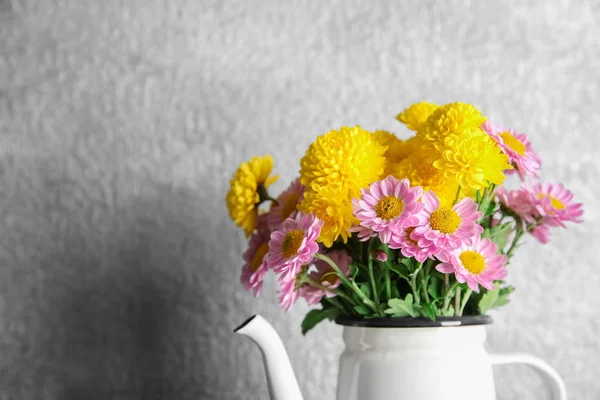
left=226, top=102, right=583, bottom=334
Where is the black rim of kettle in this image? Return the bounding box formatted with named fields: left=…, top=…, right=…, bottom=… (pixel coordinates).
left=335, top=314, right=493, bottom=328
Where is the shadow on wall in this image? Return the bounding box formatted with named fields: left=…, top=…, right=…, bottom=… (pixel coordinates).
left=0, top=175, right=218, bottom=399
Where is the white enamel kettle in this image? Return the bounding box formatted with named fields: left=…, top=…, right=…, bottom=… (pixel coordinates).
left=235, top=314, right=567, bottom=400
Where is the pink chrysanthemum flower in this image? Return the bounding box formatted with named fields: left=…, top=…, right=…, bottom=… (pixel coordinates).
left=496, top=186, right=539, bottom=228
left=267, top=178, right=305, bottom=231
left=531, top=182, right=584, bottom=228
left=482, top=121, right=541, bottom=180
left=389, top=226, right=436, bottom=263
left=299, top=250, right=352, bottom=306
left=278, top=276, right=301, bottom=312
left=240, top=214, right=270, bottom=296
left=352, top=176, right=423, bottom=244
left=436, top=236, right=507, bottom=292
left=268, top=212, right=323, bottom=281
left=531, top=224, right=551, bottom=244
left=412, top=192, right=483, bottom=254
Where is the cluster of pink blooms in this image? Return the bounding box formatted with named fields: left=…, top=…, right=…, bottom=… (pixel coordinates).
left=240, top=179, right=353, bottom=311
left=352, top=176, right=506, bottom=291
left=240, top=122, right=584, bottom=310
left=496, top=182, right=583, bottom=244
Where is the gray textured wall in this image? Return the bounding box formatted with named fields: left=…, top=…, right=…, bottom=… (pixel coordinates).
left=0, top=0, right=598, bottom=399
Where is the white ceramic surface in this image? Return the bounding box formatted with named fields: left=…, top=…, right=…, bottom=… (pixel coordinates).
left=235, top=315, right=304, bottom=400
left=236, top=315, right=566, bottom=400
left=337, top=324, right=566, bottom=400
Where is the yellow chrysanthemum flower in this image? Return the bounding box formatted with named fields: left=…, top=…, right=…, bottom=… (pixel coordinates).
left=298, top=185, right=356, bottom=247
left=299, top=126, right=387, bottom=198
left=393, top=148, right=460, bottom=206
left=418, top=102, right=487, bottom=146
left=226, top=155, right=279, bottom=236
left=433, top=129, right=512, bottom=191
left=396, top=101, right=440, bottom=131
left=373, top=130, right=407, bottom=176
left=373, top=130, right=399, bottom=151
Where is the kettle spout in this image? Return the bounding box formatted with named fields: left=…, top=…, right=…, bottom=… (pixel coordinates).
left=235, top=315, right=304, bottom=400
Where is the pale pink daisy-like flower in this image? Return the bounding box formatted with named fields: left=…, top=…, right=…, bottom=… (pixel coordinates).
left=482, top=121, right=541, bottom=180
left=352, top=176, right=423, bottom=244
left=389, top=226, right=436, bottom=263
left=531, top=182, right=584, bottom=228
left=412, top=192, right=483, bottom=254
left=496, top=186, right=539, bottom=228
left=436, top=236, right=507, bottom=292
left=268, top=212, right=323, bottom=281
left=278, top=276, right=301, bottom=312
left=531, top=224, right=551, bottom=244
left=267, top=178, right=305, bottom=231
left=240, top=214, right=271, bottom=296
left=299, top=250, right=352, bottom=306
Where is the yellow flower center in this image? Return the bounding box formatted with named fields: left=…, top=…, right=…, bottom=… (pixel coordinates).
left=320, top=271, right=338, bottom=286
left=538, top=194, right=565, bottom=210
left=405, top=227, right=418, bottom=246
left=281, top=230, right=304, bottom=258
left=375, top=196, right=404, bottom=220
left=500, top=132, right=526, bottom=156
left=281, top=193, right=300, bottom=220
left=251, top=243, right=269, bottom=272
left=459, top=251, right=486, bottom=275
left=429, top=207, right=461, bottom=234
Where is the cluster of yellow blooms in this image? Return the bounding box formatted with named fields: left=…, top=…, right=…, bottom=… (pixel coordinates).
left=226, top=102, right=512, bottom=245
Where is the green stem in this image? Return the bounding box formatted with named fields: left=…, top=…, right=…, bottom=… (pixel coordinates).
left=367, top=240, right=380, bottom=306
left=454, top=287, right=461, bottom=316
left=256, top=184, right=279, bottom=206
left=314, top=253, right=379, bottom=313
left=421, top=261, right=431, bottom=303
left=458, top=288, right=473, bottom=316
left=453, top=185, right=462, bottom=205
left=410, top=261, right=424, bottom=304
left=443, top=280, right=459, bottom=313
left=498, top=214, right=505, bottom=225
left=505, top=229, right=525, bottom=260
left=385, top=267, right=391, bottom=301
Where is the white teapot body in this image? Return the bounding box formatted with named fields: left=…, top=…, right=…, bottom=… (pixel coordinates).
left=337, top=323, right=495, bottom=399
left=235, top=315, right=566, bottom=400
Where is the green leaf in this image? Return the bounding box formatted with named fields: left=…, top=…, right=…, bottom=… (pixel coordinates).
left=301, top=307, right=340, bottom=335
left=384, top=294, right=417, bottom=318
left=484, top=201, right=496, bottom=218
left=495, top=286, right=515, bottom=308
left=389, top=263, right=410, bottom=282
left=359, top=283, right=371, bottom=298
left=428, top=276, right=440, bottom=299
left=441, top=305, right=455, bottom=317
left=422, top=303, right=437, bottom=321
left=487, top=223, right=513, bottom=252
left=349, top=262, right=358, bottom=278
left=399, top=257, right=413, bottom=269
left=354, top=304, right=371, bottom=315
left=478, top=288, right=500, bottom=314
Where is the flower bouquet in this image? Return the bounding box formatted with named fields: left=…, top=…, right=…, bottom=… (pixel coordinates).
left=226, top=102, right=583, bottom=334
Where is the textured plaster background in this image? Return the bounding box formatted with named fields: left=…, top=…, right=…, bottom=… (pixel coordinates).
left=0, top=0, right=598, bottom=399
